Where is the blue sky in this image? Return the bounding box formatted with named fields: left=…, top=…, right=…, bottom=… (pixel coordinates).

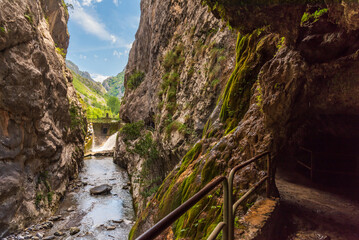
left=64, top=0, right=140, bottom=82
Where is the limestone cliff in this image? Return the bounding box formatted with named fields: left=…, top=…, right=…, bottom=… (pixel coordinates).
left=114, top=0, right=236, bottom=213
left=117, top=0, right=359, bottom=239
left=0, top=0, right=85, bottom=236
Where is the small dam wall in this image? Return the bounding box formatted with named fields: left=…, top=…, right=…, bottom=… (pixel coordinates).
left=92, top=121, right=120, bottom=147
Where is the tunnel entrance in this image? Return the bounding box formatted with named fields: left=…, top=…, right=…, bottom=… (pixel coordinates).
left=274, top=114, right=359, bottom=239
left=280, top=114, right=359, bottom=192
left=296, top=135, right=359, bottom=184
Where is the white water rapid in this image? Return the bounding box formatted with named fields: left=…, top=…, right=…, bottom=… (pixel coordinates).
left=92, top=132, right=118, bottom=152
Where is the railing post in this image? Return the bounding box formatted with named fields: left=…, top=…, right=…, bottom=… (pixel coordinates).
left=228, top=171, right=234, bottom=240
left=266, top=153, right=271, bottom=198
left=222, top=179, right=229, bottom=240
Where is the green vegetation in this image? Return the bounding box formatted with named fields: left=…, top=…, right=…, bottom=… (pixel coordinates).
left=102, top=72, right=125, bottom=98
left=276, top=37, right=285, bottom=49
left=35, top=171, right=54, bottom=208
left=35, top=192, right=43, bottom=208
left=24, top=14, right=33, bottom=24
left=158, top=43, right=186, bottom=134
left=132, top=133, right=159, bottom=165
left=301, top=8, right=328, bottom=24
left=255, top=80, right=263, bottom=112
left=218, top=29, right=278, bottom=134
left=165, top=121, right=193, bottom=138
left=127, top=70, right=145, bottom=90
left=71, top=70, right=119, bottom=119
left=119, top=121, right=144, bottom=141
left=0, top=26, right=5, bottom=33
left=69, top=101, right=84, bottom=131
left=55, top=47, right=66, bottom=58
left=107, top=96, right=121, bottom=114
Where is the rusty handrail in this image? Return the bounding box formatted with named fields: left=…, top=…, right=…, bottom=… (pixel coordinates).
left=136, top=176, right=228, bottom=240
left=135, top=152, right=271, bottom=240
left=228, top=152, right=271, bottom=240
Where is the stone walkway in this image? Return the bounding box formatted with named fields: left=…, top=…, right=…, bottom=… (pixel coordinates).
left=276, top=166, right=359, bottom=240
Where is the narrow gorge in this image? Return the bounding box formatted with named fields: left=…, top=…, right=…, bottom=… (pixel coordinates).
left=1, top=0, right=359, bottom=240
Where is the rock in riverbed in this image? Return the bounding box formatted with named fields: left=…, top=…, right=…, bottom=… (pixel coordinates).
left=70, top=227, right=80, bottom=235
left=90, top=184, right=112, bottom=195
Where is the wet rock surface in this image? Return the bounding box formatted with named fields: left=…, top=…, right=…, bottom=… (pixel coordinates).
left=3, top=156, right=135, bottom=240
left=90, top=184, right=112, bottom=195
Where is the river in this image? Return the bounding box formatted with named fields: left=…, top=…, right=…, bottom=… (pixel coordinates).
left=42, top=156, right=135, bottom=239
left=4, top=133, right=135, bottom=240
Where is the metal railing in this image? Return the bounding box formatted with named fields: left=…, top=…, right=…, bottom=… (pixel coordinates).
left=136, top=152, right=271, bottom=240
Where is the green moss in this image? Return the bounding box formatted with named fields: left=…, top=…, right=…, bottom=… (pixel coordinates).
left=301, top=8, right=328, bottom=24
left=255, top=80, right=263, bottom=112
left=219, top=29, right=277, bottom=134
left=55, top=47, right=66, bottom=58
left=0, top=26, right=5, bottom=34
left=24, top=14, right=33, bottom=25
left=181, top=142, right=203, bottom=167
left=47, top=191, right=54, bottom=204
left=201, top=158, right=221, bottom=186
left=35, top=192, right=43, bottom=208
left=69, top=102, right=84, bottom=131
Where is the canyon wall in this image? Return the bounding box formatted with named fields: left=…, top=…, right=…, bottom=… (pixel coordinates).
left=116, top=0, right=359, bottom=239
left=115, top=0, right=236, bottom=212
left=0, top=0, right=85, bottom=236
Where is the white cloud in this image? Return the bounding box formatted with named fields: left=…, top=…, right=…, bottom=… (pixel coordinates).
left=66, top=0, right=121, bottom=44
left=104, top=58, right=108, bottom=62
left=125, top=42, right=133, bottom=50
left=113, top=50, right=123, bottom=58
left=90, top=73, right=109, bottom=83
left=113, top=0, right=121, bottom=6
left=82, top=0, right=102, bottom=6
left=80, top=54, right=87, bottom=60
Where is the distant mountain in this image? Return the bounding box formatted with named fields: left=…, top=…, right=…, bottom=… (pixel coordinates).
left=66, top=60, right=106, bottom=95
left=66, top=60, right=122, bottom=118
left=102, top=71, right=125, bottom=99
left=66, top=60, right=95, bottom=82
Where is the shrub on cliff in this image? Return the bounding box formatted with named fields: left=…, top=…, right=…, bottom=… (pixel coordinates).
left=127, top=70, right=145, bottom=90
left=120, top=121, right=144, bottom=141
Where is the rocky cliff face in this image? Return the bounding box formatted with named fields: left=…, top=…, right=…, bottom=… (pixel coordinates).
left=115, top=0, right=236, bottom=213
left=117, top=0, right=359, bottom=239
left=0, top=0, right=85, bottom=236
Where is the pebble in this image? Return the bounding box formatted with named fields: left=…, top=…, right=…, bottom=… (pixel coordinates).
left=49, top=215, right=62, bottom=221
left=36, top=233, right=43, bottom=238
left=112, top=219, right=124, bottom=224
left=70, top=227, right=80, bottom=235
left=54, top=231, right=65, bottom=236
left=106, top=226, right=116, bottom=231
left=42, top=221, right=53, bottom=229
left=43, top=236, right=55, bottom=240
left=67, top=207, right=75, bottom=212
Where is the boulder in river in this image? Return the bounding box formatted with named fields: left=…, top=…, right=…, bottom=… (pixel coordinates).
left=90, top=184, right=112, bottom=195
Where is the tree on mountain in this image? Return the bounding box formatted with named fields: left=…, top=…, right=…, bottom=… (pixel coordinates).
left=107, top=96, right=121, bottom=115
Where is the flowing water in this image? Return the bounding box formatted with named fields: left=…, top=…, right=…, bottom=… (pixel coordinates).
left=41, top=156, right=135, bottom=239
left=92, top=132, right=118, bottom=152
